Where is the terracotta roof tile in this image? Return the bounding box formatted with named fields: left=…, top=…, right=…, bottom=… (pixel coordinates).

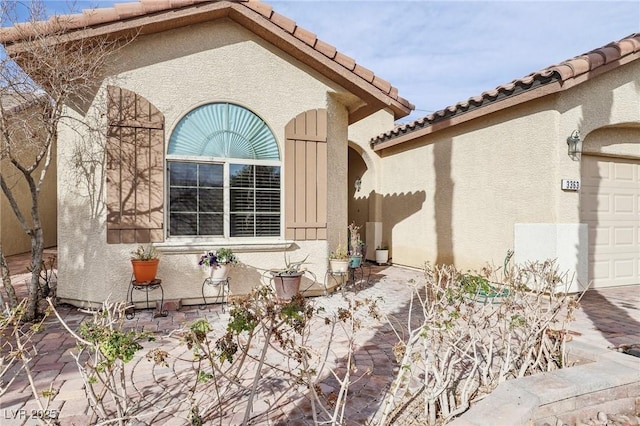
left=549, top=64, right=574, bottom=80
left=567, top=57, right=590, bottom=75
left=334, top=51, right=356, bottom=71
left=372, top=32, right=640, bottom=147
left=292, top=26, right=317, bottom=47
left=0, top=0, right=413, bottom=119
left=58, top=13, right=90, bottom=28
left=114, top=2, right=145, bottom=19
left=618, top=37, right=640, bottom=54
left=585, top=51, right=605, bottom=69
left=169, top=0, right=201, bottom=7
left=314, top=39, right=337, bottom=59
left=141, top=1, right=172, bottom=13
left=372, top=76, right=391, bottom=95
left=599, top=45, right=622, bottom=64
left=353, top=64, right=374, bottom=83
left=270, top=12, right=296, bottom=34
left=243, top=1, right=272, bottom=19
left=82, top=8, right=120, bottom=26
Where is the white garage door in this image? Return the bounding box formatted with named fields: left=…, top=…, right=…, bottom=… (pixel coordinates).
left=581, top=155, right=640, bottom=288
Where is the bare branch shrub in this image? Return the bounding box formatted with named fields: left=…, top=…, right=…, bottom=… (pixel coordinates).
left=0, top=298, right=57, bottom=424
left=173, top=285, right=382, bottom=425
left=379, top=259, right=583, bottom=425
left=47, top=285, right=382, bottom=425
left=47, top=298, right=154, bottom=425
left=0, top=0, right=127, bottom=319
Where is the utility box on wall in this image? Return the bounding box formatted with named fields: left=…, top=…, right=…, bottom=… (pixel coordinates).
left=514, top=223, right=588, bottom=293
left=366, top=222, right=382, bottom=261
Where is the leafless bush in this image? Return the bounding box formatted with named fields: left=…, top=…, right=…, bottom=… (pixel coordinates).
left=0, top=0, right=131, bottom=319
left=48, top=285, right=380, bottom=425
left=172, top=284, right=381, bottom=425
left=0, top=298, right=57, bottom=425
left=379, top=258, right=583, bottom=425
left=48, top=298, right=155, bottom=425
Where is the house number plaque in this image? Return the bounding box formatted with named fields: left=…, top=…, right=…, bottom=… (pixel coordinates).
left=561, top=179, right=580, bottom=191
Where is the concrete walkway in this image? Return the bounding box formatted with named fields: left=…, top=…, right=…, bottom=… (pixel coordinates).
left=1, top=250, right=639, bottom=425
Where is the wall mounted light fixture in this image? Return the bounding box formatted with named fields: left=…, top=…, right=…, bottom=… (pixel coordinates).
left=354, top=177, right=362, bottom=192
left=566, top=130, right=581, bottom=157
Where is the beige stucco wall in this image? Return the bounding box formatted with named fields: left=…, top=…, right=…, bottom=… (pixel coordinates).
left=57, top=19, right=355, bottom=307
left=376, top=59, right=640, bottom=273
left=379, top=100, right=561, bottom=269
left=0, top=113, right=57, bottom=257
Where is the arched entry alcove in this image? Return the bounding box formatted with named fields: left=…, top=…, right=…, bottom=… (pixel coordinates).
left=348, top=145, right=371, bottom=252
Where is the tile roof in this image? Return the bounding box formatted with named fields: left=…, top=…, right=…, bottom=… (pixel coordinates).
left=0, top=0, right=413, bottom=121
left=372, top=32, right=640, bottom=149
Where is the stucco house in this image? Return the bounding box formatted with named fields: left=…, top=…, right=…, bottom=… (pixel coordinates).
left=0, top=0, right=413, bottom=307
left=0, top=0, right=637, bottom=309
left=369, top=32, right=640, bottom=291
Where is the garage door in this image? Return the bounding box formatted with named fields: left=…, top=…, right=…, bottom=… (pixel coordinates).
left=581, top=155, right=640, bottom=288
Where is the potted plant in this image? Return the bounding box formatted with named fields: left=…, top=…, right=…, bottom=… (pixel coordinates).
left=329, top=243, right=349, bottom=273
left=348, top=222, right=363, bottom=268
left=130, top=244, right=160, bottom=283
left=199, top=248, right=238, bottom=281
left=375, top=245, right=389, bottom=265
left=269, top=255, right=308, bottom=302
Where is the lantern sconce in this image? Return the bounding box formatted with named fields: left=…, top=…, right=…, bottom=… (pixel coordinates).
left=354, top=176, right=362, bottom=192
left=567, top=130, right=581, bottom=157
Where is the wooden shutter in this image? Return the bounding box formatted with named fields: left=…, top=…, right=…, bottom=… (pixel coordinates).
left=106, top=86, right=164, bottom=244
left=284, top=109, right=327, bottom=240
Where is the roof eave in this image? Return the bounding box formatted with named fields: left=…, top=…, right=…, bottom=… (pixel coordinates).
left=225, top=5, right=413, bottom=121
left=2, top=1, right=233, bottom=51
left=372, top=80, right=563, bottom=151
left=2, top=0, right=413, bottom=123
left=372, top=43, right=640, bottom=151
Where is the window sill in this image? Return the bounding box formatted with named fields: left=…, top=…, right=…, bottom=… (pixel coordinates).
left=154, top=239, right=295, bottom=254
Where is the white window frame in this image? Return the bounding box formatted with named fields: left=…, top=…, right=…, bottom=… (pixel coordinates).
left=165, top=154, right=282, bottom=241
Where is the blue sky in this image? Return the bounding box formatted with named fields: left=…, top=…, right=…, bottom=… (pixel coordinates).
left=21, top=1, right=640, bottom=122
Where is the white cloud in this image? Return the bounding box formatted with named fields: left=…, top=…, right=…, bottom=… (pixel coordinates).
left=271, top=0, right=640, bottom=122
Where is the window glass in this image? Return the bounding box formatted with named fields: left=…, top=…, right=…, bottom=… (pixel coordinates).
left=169, top=162, right=224, bottom=236
left=167, top=103, right=280, bottom=238
left=229, top=164, right=281, bottom=237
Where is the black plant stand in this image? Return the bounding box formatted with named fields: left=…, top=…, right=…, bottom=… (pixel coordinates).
left=200, top=277, right=230, bottom=313
left=126, top=276, right=167, bottom=319
left=348, top=262, right=371, bottom=290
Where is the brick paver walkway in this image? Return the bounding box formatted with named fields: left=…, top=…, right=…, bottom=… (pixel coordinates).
left=1, top=250, right=639, bottom=425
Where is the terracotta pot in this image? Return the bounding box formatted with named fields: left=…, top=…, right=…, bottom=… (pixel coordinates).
left=271, top=271, right=303, bottom=302
left=131, top=259, right=159, bottom=283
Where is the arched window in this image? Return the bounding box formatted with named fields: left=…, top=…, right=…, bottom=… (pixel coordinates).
left=167, top=103, right=280, bottom=238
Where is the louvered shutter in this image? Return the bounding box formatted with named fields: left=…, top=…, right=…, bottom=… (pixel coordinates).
left=106, top=86, right=165, bottom=244
left=284, top=109, right=327, bottom=240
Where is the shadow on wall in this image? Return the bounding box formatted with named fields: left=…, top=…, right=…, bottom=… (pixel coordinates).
left=354, top=190, right=427, bottom=255
left=371, top=134, right=454, bottom=266
left=434, top=138, right=453, bottom=266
